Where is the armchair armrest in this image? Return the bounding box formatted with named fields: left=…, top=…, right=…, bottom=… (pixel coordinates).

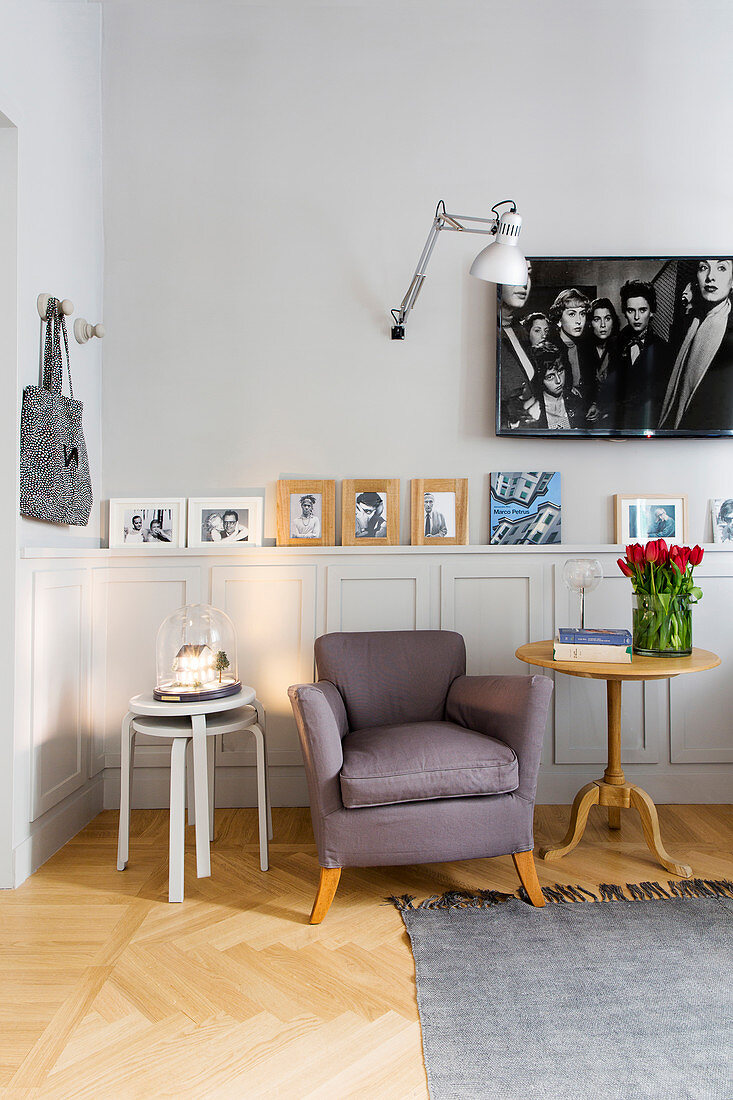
left=288, top=681, right=348, bottom=820
left=446, top=674, right=553, bottom=802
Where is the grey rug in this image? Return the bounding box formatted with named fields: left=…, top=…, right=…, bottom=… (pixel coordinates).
left=392, top=880, right=733, bottom=1100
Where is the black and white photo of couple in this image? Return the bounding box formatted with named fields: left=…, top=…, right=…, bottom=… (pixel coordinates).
left=498, top=257, right=733, bottom=436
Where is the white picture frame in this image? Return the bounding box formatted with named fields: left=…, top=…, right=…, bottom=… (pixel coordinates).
left=109, top=498, right=186, bottom=549
left=711, top=498, right=733, bottom=543
left=187, top=497, right=264, bottom=548
left=614, top=493, right=688, bottom=545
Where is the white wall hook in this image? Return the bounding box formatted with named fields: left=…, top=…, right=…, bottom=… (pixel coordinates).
left=37, top=294, right=74, bottom=320
left=74, top=318, right=106, bottom=344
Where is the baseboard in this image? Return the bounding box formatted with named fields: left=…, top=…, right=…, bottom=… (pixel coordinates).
left=103, top=762, right=731, bottom=813
left=12, top=776, right=105, bottom=888
left=103, top=765, right=309, bottom=810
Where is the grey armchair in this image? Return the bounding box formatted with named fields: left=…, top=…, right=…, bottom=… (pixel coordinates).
left=288, top=629, right=553, bottom=922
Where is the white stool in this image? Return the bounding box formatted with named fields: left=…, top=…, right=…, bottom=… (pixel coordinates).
left=117, top=689, right=272, bottom=902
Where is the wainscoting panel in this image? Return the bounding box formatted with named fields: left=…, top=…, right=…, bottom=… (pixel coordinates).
left=325, top=562, right=432, bottom=633
left=670, top=569, right=733, bottom=763
left=211, top=565, right=317, bottom=764
left=31, top=570, right=90, bottom=820
left=93, top=566, right=202, bottom=771
left=552, top=563, right=660, bottom=765
left=440, top=561, right=543, bottom=675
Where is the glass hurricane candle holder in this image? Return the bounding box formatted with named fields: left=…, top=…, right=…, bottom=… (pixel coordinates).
left=154, top=603, right=241, bottom=702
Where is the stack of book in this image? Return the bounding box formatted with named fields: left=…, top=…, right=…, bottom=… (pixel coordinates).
left=553, top=628, right=632, bottom=663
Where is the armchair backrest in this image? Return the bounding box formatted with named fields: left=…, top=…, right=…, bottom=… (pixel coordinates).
left=315, top=629, right=466, bottom=732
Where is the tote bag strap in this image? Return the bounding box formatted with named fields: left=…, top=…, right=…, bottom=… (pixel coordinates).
left=41, top=298, right=74, bottom=398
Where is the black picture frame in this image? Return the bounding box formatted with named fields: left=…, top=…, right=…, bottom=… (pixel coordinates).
left=496, top=256, right=733, bottom=438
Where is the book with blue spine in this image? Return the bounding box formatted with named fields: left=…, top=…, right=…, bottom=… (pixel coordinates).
left=557, top=628, right=632, bottom=646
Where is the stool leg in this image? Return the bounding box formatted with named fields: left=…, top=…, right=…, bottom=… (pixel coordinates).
left=117, top=713, right=136, bottom=871
left=191, top=714, right=211, bottom=878
left=252, top=724, right=269, bottom=872
left=186, top=740, right=195, bottom=826
left=255, top=699, right=273, bottom=841
left=207, top=734, right=216, bottom=839
left=169, top=738, right=187, bottom=903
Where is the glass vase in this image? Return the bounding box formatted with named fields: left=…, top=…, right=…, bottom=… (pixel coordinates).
left=632, top=594, right=692, bottom=657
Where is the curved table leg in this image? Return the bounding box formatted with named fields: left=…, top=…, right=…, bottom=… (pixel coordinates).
left=629, top=786, right=692, bottom=878
left=539, top=781, right=600, bottom=862
left=117, top=712, right=136, bottom=870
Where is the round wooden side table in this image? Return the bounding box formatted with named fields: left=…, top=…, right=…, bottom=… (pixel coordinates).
left=515, top=642, right=721, bottom=879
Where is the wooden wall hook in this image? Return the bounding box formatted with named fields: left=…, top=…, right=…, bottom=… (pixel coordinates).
left=74, top=318, right=106, bottom=344
left=37, top=294, right=74, bottom=321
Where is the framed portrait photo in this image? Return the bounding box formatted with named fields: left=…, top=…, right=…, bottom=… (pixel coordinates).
left=614, top=494, right=688, bottom=545
left=109, top=498, right=185, bottom=549
left=187, top=497, right=263, bottom=548
left=711, top=497, right=733, bottom=543
left=497, top=256, right=733, bottom=438
left=276, top=480, right=335, bottom=546
left=341, top=479, right=400, bottom=546
left=411, top=479, right=468, bottom=546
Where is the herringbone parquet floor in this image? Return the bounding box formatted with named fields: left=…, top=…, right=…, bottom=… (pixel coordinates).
left=1, top=805, right=731, bottom=1098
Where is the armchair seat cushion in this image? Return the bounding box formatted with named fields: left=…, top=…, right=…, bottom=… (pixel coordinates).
left=339, top=721, right=518, bottom=809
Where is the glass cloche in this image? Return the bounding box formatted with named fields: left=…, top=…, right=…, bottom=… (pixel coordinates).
left=154, top=603, right=241, bottom=702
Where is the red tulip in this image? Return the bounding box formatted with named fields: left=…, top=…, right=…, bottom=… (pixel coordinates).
left=618, top=557, right=634, bottom=578
left=655, top=539, right=669, bottom=565
left=669, top=551, right=684, bottom=576
left=689, top=545, right=704, bottom=566
left=678, top=546, right=691, bottom=570
left=628, top=543, right=645, bottom=564
left=644, top=540, right=659, bottom=564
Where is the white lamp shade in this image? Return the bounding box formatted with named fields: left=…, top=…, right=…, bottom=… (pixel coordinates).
left=469, top=209, right=528, bottom=285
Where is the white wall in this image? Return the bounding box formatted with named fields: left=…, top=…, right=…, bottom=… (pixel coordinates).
left=101, top=0, right=733, bottom=544
left=1, top=0, right=104, bottom=549
left=0, top=2, right=104, bottom=887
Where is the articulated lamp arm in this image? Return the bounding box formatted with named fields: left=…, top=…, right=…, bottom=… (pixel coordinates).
left=390, top=199, right=525, bottom=339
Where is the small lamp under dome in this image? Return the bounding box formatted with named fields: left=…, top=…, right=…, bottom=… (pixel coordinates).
left=154, top=603, right=241, bottom=702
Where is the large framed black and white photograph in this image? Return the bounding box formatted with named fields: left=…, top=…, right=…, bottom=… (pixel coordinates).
left=497, top=257, right=733, bottom=437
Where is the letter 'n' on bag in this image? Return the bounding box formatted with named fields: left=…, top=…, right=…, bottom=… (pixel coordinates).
left=20, top=298, right=93, bottom=526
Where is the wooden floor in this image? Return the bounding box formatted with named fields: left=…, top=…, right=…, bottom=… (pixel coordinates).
left=1, top=804, right=731, bottom=1098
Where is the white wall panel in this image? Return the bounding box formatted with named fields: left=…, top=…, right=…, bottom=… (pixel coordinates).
left=553, top=561, right=661, bottom=765
left=31, top=571, right=90, bottom=820
left=670, top=567, right=733, bottom=763
left=441, top=561, right=543, bottom=675
left=92, top=566, right=201, bottom=771
left=211, top=565, right=317, bottom=764
left=326, top=562, right=432, bottom=633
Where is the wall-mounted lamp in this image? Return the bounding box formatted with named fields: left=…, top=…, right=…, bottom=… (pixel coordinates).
left=390, top=199, right=527, bottom=339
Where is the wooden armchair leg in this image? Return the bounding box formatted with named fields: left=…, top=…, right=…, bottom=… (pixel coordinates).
left=309, top=867, right=342, bottom=924
left=512, top=850, right=546, bottom=907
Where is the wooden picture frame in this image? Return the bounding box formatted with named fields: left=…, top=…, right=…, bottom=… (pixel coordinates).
left=276, top=480, right=335, bottom=546
left=411, top=479, right=468, bottom=546
left=614, top=493, right=688, bottom=544
left=341, top=479, right=400, bottom=546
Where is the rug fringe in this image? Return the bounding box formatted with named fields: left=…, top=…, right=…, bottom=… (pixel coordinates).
left=386, top=878, right=733, bottom=910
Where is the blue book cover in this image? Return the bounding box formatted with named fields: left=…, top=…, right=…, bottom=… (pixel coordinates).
left=489, top=472, right=561, bottom=545
left=557, top=628, right=632, bottom=645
